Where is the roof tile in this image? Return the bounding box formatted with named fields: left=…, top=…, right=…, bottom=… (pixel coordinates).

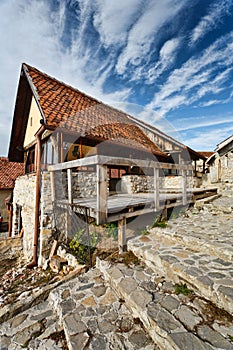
left=23, top=64, right=167, bottom=158
left=0, top=157, right=24, bottom=189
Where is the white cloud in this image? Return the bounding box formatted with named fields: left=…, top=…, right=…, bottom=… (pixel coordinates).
left=174, top=115, right=233, bottom=132
left=190, top=0, right=233, bottom=45
left=0, top=0, right=132, bottom=155
left=146, top=37, right=180, bottom=83
left=0, top=0, right=61, bottom=156
left=116, top=0, right=186, bottom=74
left=181, top=125, right=233, bottom=151
left=147, top=31, right=233, bottom=116
left=93, top=0, right=142, bottom=47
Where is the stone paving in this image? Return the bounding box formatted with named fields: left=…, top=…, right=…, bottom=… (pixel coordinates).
left=98, top=259, right=233, bottom=350
left=0, top=267, right=158, bottom=350
left=0, top=300, right=65, bottom=350
left=0, top=192, right=233, bottom=350
left=126, top=192, right=233, bottom=348
left=48, top=266, right=157, bottom=350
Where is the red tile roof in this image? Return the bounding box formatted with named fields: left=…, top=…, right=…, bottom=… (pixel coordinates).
left=0, top=157, right=24, bottom=189
left=23, top=64, right=167, bottom=158
left=198, top=152, right=215, bottom=159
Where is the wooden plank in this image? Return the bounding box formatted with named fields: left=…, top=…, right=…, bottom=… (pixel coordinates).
left=49, top=155, right=193, bottom=172
left=67, top=168, right=73, bottom=204
left=50, top=171, right=55, bottom=202
left=97, top=155, right=193, bottom=170
left=118, top=217, right=127, bottom=253
left=96, top=164, right=108, bottom=224
left=182, top=169, right=187, bottom=205
left=48, top=155, right=99, bottom=171
left=107, top=207, right=156, bottom=223
left=154, top=168, right=160, bottom=210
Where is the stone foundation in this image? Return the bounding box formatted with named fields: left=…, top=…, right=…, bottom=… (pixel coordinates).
left=72, top=172, right=97, bottom=198
left=120, top=175, right=193, bottom=194
left=12, top=171, right=99, bottom=265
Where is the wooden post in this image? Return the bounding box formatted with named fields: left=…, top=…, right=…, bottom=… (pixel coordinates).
left=203, top=160, right=206, bottom=174
left=182, top=169, right=187, bottom=205
left=50, top=171, right=55, bottom=202
left=96, top=164, right=108, bottom=224
left=60, top=132, right=64, bottom=163
left=118, top=217, right=126, bottom=253
left=57, top=132, right=61, bottom=163
left=67, top=168, right=73, bottom=204
left=154, top=167, right=160, bottom=211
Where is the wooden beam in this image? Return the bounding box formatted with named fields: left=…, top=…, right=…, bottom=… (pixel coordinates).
left=67, top=169, right=73, bottom=204
left=96, top=164, right=108, bottom=224
left=182, top=169, right=187, bottom=205
left=118, top=217, right=127, bottom=254
left=153, top=168, right=160, bottom=211
left=48, top=155, right=193, bottom=172
left=107, top=207, right=156, bottom=223
left=50, top=171, right=55, bottom=202
left=48, top=155, right=99, bottom=171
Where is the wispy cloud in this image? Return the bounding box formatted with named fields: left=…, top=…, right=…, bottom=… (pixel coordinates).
left=115, top=0, right=186, bottom=75
left=173, top=115, right=233, bottom=132
left=190, top=0, right=233, bottom=45
left=0, top=0, right=232, bottom=156
left=144, top=37, right=181, bottom=83
left=0, top=0, right=132, bottom=155
left=93, top=0, right=142, bottom=47
left=147, top=31, right=233, bottom=116
left=181, top=124, right=233, bottom=150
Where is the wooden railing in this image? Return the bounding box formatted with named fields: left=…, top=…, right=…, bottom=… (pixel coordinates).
left=48, top=155, right=193, bottom=225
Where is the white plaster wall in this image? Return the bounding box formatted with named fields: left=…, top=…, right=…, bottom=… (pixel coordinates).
left=23, top=97, right=42, bottom=148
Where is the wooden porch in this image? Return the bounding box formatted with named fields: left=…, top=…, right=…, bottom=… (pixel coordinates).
left=48, top=155, right=217, bottom=252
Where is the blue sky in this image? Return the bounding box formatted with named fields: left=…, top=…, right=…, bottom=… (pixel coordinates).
left=0, top=0, right=233, bottom=155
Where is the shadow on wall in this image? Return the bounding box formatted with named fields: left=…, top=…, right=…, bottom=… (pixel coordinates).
left=0, top=222, right=8, bottom=233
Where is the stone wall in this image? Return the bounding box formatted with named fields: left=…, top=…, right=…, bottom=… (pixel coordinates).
left=12, top=171, right=99, bottom=265
left=120, top=174, right=193, bottom=194
left=121, top=175, right=153, bottom=194
left=38, top=171, right=54, bottom=265
left=72, top=172, right=97, bottom=198
left=0, top=189, right=11, bottom=223
left=12, top=174, right=36, bottom=260
left=206, top=151, right=233, bottom=184
left=219, top=152, right=233, bottom=183
left=54, top=171, right=98, bottom=200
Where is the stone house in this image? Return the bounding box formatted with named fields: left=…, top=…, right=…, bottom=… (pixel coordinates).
left=8, top=63, right=204, bottom=266
left=0, top=157, right=24, bottom=232
left=205, top=135, right=233, bottom=184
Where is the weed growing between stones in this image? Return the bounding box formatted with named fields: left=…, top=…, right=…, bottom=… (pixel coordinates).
left=151, top=215, right=167, bottom=228
left=174, top=283, right=194, bottom=296
left=69, top=228, right=99, bottom=265
left=104, top=222, right=118, bottom=240
left=106, top=250, right=142, bottom=267
left=140, top=228, right=150, bottom=235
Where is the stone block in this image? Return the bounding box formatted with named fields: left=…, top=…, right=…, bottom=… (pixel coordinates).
left=50, top=255, right=68, bottom=273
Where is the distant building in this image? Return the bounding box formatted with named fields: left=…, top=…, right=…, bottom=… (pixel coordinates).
left=206, top=135, right=233, bottom=184
left=0, top=157, right=24, bottom=223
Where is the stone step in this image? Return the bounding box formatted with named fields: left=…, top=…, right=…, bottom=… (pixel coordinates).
left=98, top=259, right=233, bottom=350
left=48, top=267, right=158, bottom=350
left=128, top=234, right=233, bottom=315
left=160, top=202, right=233, bottom=263
left=0, top=300, right=66, bottom=349
left=148, top=227, right=233, bottom=263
